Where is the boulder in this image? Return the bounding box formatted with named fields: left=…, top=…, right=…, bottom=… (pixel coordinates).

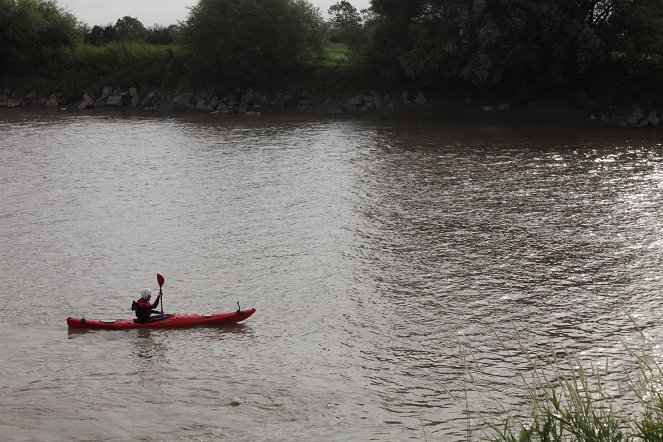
left=347, top=95, right=364, bottom=106
left=626, top=116, right=639, bottom=126
left=371, top=92, right=383, bottom=108
left=101, top=86, right=112, bottom=99
left=195, top=99, right=214, bottom=112
left=647, top=111, right=660, bottom=127
left=632, top=107, right=645, bottom=121
left=78, top=94, right=94, bottom=109
left=243, top=88, right=258, bottom=105
left=7, top=99, right=21, bottom=108
left=141, top=91, right=159, bottom=107
left=497, top=103, right=510, bottom=111
left=172, top=92, right=194, bottom=110
left=129, top=87, right=140, bottom=107
left=481, top=105, right=496, bottom=112
left=216, top=103, right=235, bottom=114
left=401, top=90, right=411, bottom=103
left=414, top=91, right=427, bottom=105
left=106, top=95, right=124, bottom=107
left=94, top=97, right=106, bottom=108
left=45, top=94, right=59, bottom=108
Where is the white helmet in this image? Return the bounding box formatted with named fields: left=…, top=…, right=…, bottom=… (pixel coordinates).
left=140, top=288, right=152, bottom=299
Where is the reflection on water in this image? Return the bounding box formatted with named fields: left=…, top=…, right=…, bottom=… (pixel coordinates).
left=131, top=329, right=168, bottom=361
left=0, top=111, right=662, bottom=440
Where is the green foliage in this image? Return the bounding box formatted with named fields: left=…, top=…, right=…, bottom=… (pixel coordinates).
left=113, top=16, right=147, bottom=42
left=180, top=0, right=326, bottom=87
left=0, top=0, right=82, bottom=79
left=72, top=43, right=184, bottom=90
left=84, top=19, right=180, bottom=46
left=4, top=43, right=186, bottom=97
left=368, top=0, right=663, bottom=98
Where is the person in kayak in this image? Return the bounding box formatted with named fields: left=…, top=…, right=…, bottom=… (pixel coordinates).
left=131, top=288, right=162, bottom=323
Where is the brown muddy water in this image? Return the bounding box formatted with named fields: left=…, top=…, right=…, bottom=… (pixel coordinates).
left=1, top=110, right=663, bottom=441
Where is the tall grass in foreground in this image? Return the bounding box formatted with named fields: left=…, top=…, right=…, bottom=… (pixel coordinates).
left=457, top=324, right=663, bottom=441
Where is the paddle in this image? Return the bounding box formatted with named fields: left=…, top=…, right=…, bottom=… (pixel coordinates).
left=157, top=273, right=165, bottom=314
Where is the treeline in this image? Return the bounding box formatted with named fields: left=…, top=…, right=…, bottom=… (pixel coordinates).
left=2, top=0, right=663, bottom=106
left=83, top=17, right=180, bottom=46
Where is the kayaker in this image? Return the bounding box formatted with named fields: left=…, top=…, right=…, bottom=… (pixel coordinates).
left=131, top=288, right=162, bottom=323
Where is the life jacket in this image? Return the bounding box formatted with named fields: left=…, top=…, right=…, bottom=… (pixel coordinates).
left=132, top=299, right=152, bottom=320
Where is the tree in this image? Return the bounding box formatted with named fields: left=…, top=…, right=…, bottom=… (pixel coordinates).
left=327, top=1, right=366, bottom=47
left=0, top=0, right=81, bottom=78
left=181, top=0, right=326, bottom=86
left=113, top=16, right=147, bottom=42
left=368, top=0, right=663, bottom=92
left=328, top=1, right=360, bottom=32
left=145, top=24, right=178, bottom=45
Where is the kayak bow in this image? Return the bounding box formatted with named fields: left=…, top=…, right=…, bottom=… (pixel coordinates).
left=67, top=308, right=256, bottom=330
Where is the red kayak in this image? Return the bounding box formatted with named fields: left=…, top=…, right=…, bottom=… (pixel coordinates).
left=67, top=308, right=256, bottom=330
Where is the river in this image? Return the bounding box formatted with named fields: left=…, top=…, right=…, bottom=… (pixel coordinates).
left=1, top=109, right=662, bottom=441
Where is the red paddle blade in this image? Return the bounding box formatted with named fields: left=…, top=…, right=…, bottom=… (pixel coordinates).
left=157, top=273, right=165, bottom=288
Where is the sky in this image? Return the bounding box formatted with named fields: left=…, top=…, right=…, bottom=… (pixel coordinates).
left=59, top=0, right=372, bottom=27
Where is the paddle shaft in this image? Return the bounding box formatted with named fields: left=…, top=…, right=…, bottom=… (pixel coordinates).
left=157, top=273, right=165, bottom=314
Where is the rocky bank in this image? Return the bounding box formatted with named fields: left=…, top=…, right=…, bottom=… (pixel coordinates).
left=0, top=85, right=660, bottom=129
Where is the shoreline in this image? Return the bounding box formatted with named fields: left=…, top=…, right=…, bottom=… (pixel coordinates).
left=2, top=90, right=661, bottom=134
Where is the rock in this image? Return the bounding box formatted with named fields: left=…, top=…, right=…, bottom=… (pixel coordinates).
left=45, top=94, right=59, bottom=108
left=7, top=99, right=21, bottom=108
left=297, top=99, right=309, bottom=110
left=414, top=91, right=427, bottom=105
left=647, top=111, right=660, bottom=127
left=106, top=95, right=124, bottom=107
left=600, top=114, right=609, bottom=124
left=481, top=105, right=495, bottom=112
left=347, top=95, right=364, bottom=106
left=210, top=96, right=221, bottom=108
left=497, top=103, right=510, bottom=111
left=172, top=92, right=194, bottom=110
left=101, top=87, right=112, bottom=99
left=627, top=116, right=639, bottom=126
left=371, top=92, right=383, bottom=108
left=237, top=102, right=249, bottom=113
left=401, top=90, right=411, bottom=103
left=141, top=91, right=159, bottom=107
left=633, top=107, right=645, bottom=120
left=94, top=97, right=106, bottom=108
left=129, top=87, right=140, bottom=107
left=243, top=88, right=258, bottom=105
left=195, top=99, right=213, bottom=112
left=619, top=120, right=629, bottom=128
left=78, top=94, right=94, bottom=109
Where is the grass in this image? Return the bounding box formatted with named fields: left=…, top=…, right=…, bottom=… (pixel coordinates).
left=456, top=321, right=663, bottom=441
left=322, top=42, right=352, bottom=67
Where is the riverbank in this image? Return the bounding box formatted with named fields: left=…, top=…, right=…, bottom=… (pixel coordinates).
left=2, top=85, right=660, bottom=131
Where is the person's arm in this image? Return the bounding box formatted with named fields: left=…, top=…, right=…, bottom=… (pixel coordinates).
left=151, top=293, right=161, bottom=309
